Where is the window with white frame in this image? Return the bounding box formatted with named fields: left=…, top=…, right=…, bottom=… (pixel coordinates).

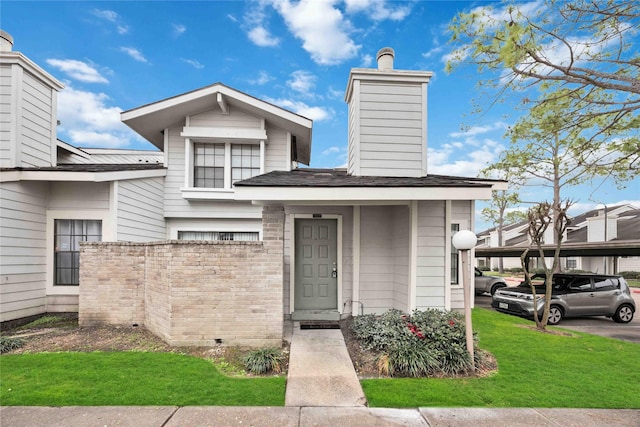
left=194, top=143, right=225, bottom=188
left=451, top=223, right=460, bottom=285
left=191, top=142, right=261, bottom=189
left=178, top=231, right=259, bottom=241
left=231, top=144, right=260, bottom=184
left=54, top=219, right=102, bottom=285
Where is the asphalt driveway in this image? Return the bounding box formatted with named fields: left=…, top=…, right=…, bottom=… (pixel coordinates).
left=475, top=289, right=640, bottom=344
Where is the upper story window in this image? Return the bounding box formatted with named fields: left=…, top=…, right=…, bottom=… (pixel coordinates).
left=194, top=143, right=225, bottom=188
left=190, top=141, right=262, bottom=191
left=231, top=144, right=260, bottom=184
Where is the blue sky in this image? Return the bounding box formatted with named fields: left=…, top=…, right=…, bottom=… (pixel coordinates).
left=4, top=0, right=638, bottom=231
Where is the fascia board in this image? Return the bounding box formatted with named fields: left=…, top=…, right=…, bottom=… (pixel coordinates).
left=2, top=169, right=166, bottom=183
left=235, top=186, right=494, bottom=202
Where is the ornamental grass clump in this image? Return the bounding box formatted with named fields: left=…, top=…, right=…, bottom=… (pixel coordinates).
left=352, top=309, right=477, bottom=377
left=243, top=348, right=284, bottom=375
left=0, top=336, right=24, bottom=353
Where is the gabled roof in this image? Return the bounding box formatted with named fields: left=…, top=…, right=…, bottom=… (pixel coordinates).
left=121, top=83, right=313, bottom=165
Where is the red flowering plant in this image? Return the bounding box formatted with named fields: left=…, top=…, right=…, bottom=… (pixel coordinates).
left=352, top=308, right=477, bottom=377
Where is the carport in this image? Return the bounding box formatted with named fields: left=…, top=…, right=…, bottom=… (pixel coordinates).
left=475, top=240, right=640, bottom=273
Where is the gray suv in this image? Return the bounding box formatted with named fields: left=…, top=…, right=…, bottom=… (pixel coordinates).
left=475, top=268, right=507, bottom=296
left=492, top=273, right=636, bottom=325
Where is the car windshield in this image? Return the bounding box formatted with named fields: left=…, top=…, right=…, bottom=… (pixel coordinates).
left=517, top=274, right=546, bottom=287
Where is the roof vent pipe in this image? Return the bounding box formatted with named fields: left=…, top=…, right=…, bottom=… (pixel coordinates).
left=0, top=30, right=14, bottom=52
left=376, top=47, right=394, bottom=70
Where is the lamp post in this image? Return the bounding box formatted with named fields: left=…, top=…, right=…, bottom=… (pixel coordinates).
left=452, top=229, right=477, bottom=370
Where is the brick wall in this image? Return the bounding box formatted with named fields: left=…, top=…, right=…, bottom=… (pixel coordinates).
left=79, top=206, right=285, bottom=347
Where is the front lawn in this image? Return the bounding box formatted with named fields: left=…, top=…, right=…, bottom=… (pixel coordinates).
left=361, top=309, right=640, bottom=408
left=0, top=352, right=285, bottom=406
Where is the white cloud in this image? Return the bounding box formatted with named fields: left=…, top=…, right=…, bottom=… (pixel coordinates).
left=272, top=0, right=359, bottom=65
left=120, top=47, right=148, bottom=63
left=361, top=54, right=373, bottom=67
left=449, top=122, right=508, bottom=138
left=344, top=0, right=411, bottom=21
left=92, top=9, right=118, bottom=22
left=182, top=58, right=204, bottom=69
left=265, top=97, right=332, bottom=121
left=249, top=71, right=272, bottom=85
left=91, top=9, right=129, bottom=34
left=322, top=146, right=341, bottom=155
left=287, top=70, right=316, bottom=93
left=172, top=23, right=186, bottom=36
left=56, top=86, right=132, bottom=148
left=46, top=59, right=108, bottom=84
left=428, top=140, right=504, bottom=177
left=248, top=26, right=280, bottom=47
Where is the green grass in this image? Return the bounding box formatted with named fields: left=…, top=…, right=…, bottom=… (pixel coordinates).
left=361, top=309, right=640, bottom=408
left=0, top=351, right=285, bottom=406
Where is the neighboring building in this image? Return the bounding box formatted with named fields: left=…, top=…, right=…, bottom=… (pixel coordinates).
left=0, top=31, right=166, bottom=322
left=476, top=204, right=640, bottom=274
left=1, top=32, right=506, bottom=345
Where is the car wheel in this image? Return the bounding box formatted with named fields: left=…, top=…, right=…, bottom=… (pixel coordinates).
left=613, top=304, right=634, bottom=323
left=547, top=305, right=563, bottom=325
left=490, top=283, right=506, bottom=296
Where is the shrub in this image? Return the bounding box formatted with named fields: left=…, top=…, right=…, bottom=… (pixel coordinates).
left=619, top=271, right=640, bottom=280
left=243, top=348, right=283, bottom=375
left=507, top=267, right=524, bottom=273
left=0, top=336, right=24, bottom=353
left=352, top=309, right=477, bottom=377
left=478, top=266, right=491, bottom=271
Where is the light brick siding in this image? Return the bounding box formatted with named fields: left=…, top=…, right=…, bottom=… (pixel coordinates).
left=79, top=206, right=285, bottom=347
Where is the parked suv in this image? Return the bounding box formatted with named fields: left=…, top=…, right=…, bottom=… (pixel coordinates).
left=492, top=273, right=636, bottom=325
left=475, top=268, right=507, bottom=296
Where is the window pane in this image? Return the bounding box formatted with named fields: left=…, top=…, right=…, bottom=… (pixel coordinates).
left=56, top=219, right=70, bottom=235
left=54, top=219, right=101, bottom=286
left=451, top=224, right=460, bottom=284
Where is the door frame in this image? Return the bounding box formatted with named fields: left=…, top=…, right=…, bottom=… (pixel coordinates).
left=289, top=214, right=343, bottom=315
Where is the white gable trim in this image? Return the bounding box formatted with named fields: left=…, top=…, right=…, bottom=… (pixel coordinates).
left=180, top=126, right=267, bottom=141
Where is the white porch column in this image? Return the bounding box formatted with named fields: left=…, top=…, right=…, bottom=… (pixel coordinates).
left=352, top=206, right=361, bottom=315
left=408, top=201, right=418, bottom=312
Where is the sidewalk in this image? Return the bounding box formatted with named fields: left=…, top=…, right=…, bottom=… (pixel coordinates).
left=2, top=406, right=639, bottom=426
left=284, top=322, right=366, bottom=407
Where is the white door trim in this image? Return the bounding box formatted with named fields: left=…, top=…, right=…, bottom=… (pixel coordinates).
left=289, top=213, right=343, bottom=314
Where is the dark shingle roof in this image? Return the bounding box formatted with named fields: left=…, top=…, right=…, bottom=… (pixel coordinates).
left=1, top=164, right=165, bottom=173
left=235, top=168, right=500, bottom=188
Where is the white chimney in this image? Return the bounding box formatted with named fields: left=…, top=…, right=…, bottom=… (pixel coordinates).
left=0, top=30, right=14, bottom=52
left=376, top=47, right=394, bottom=70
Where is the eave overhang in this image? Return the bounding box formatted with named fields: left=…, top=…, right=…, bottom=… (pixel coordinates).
left=234, top=185, right=496, bottom=204
left=121, top=83, right=312, bottom=164
left=1, top=167, right=166, bottom=183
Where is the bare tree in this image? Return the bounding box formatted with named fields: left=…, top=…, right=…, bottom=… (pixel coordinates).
left=520, top=201, right=572, bottom=330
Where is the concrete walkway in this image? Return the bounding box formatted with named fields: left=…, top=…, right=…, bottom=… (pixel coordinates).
left=284, top=322, right=367, bottom=407
left=2, top=406, right=639, bottom=426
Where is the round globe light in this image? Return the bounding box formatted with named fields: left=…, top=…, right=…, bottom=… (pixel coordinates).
left=452, top=230, right=477, bottom=250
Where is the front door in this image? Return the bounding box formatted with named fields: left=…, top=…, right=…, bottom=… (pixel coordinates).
left=294, top=219, right=338, bottom=311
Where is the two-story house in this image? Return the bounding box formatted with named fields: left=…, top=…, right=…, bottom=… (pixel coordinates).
left=1, top=31, right=506, bottom=345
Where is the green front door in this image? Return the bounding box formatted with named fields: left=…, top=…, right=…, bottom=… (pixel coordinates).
left=294, top=219, right=338, bottom=311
